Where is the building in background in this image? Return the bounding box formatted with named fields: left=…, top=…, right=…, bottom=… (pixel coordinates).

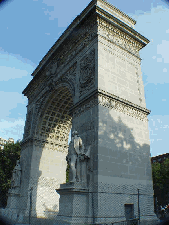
left=0, top=137, right=14, bottom=150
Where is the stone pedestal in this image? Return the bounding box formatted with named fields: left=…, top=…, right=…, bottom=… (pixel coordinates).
left=0, top=189, right=21, bottom=224
left=55, top=182, right=90, bottom=224
left=6, top=188, right=21, bottom=209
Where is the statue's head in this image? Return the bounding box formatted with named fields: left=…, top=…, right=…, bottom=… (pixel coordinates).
left=15, top=160, right=21, bottom=170
left=72, top=131, right=78, bottom=137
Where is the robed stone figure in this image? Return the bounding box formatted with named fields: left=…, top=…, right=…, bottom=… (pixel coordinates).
left=66, top=131, right=90, bottom=183
left=10, top=160, right=22, bottom=189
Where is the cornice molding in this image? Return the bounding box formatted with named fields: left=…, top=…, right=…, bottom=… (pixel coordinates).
left=96, top=15, right=149, bottom=61
left=70, top=89, right=150, bottom=121
left=97, top=7, right=148, bottom=48
left=97, top=0, right=136, bottom=27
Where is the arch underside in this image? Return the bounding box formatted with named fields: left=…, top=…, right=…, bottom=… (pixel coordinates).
left=35, top=86, right=73, bottom=152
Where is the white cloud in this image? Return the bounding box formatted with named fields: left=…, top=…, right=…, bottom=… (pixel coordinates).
left=133, top=5, right=169, bottom=34
left=157, top=58, right=162, bottom=62
left=148, top=115, right=169, bottom=157
left=0, top=66, right=28, bottom=81
left=42, top=0, right=86, bottom=27
left=45, top=33, right=50, bottom=35
left=0, top=91, right=27, bottom=118
left=166, top=29, right=169, bottom=33
left=163, top=68, right=167, bottom=72
left=0, top=49, right=36, bottom=81
left=0, top=119, right=25, bottom=130
left=157, top=40, right=169, bottom=63
left=0, top=119, right=25, bottom=142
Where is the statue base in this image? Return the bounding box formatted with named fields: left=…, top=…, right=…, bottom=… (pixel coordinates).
left=55, top=182, right=90, bottom=225
left=6, top=188, right=21, bottom=209
left=0, top=188, right=22, bottom=224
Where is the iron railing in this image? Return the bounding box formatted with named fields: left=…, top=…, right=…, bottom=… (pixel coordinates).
left=112, top=218, right=139, bottom=224
left=89, top=218, right=139, bottom=225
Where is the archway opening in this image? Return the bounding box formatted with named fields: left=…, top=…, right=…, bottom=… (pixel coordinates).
left=33, top=85, right=73, bottom=217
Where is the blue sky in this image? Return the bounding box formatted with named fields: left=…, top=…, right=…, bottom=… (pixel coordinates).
left=0, top=0, right=168, bottom=157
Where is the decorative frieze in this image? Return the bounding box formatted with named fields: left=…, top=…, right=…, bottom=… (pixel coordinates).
left=97, top=16, right=143, bottom=57
left=71, top=89, right=149, bottom=122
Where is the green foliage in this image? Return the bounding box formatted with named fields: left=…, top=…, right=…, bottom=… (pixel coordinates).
left=66, top=161, right=70, bottom=183
left=0, top=141, right=21, bottom=193
left=152, top=158, right=169, bottom=206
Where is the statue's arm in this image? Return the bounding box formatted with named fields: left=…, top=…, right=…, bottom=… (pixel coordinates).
left=79, top=138, right=86, bottom=154
left=79, top=138, right=83, bottom=148
left=85, top=146, right=91, bottom=158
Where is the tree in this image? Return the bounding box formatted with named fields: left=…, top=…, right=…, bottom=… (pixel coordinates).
left=66, top=162, right=70, bottom=183
left=152, top=158, right=169, bottom=207
left=0, top=141, right=21, bottom=208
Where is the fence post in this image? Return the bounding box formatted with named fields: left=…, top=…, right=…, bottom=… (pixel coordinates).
left=138, top=189, right=140, bottom=225
left=92, top=191, right=95, bottom=224
left=29, top=187, right=33, bottom=225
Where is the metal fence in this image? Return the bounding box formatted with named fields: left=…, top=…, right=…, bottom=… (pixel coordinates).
left=112, top=218, right=139, bottom=225
left=89, top=218, right=139, bottom=225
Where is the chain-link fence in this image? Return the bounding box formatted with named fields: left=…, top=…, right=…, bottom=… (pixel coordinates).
left=88, top=218, right=139, bottom=225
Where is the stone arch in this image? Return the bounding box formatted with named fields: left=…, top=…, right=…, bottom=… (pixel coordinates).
left=34, top=82, right=74, bottom=148
left=1, top=1, right=159, bottom=224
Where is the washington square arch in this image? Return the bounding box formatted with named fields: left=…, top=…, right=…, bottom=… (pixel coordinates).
left=0, top=0, right=160, bottom=224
